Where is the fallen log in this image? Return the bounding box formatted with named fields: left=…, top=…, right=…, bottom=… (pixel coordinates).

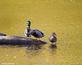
left=0, top=35, right=47, bottom=46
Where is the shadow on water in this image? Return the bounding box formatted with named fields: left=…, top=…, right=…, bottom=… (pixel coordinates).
left=50, top=48, right=57, bottom=55
left=25, top=45, right=44, bottom=57
left=26, top=48, right=41, bottom=56
left=0, top=44, right=43, bottom=55
left=49, top=44, right=57, bottom=49
left=49, top=44, right=57, bottom=55
left=26, top=44, right=44, bottom=50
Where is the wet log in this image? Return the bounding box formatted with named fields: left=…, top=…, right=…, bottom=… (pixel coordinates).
left=0, top=35, right=47, bottom=46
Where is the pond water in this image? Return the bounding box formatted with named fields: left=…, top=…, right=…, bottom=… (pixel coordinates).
left=0, top=0, right=82, bottom=65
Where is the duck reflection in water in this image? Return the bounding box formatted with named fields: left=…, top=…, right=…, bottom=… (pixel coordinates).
left=26, top=43, right=44, bottom=50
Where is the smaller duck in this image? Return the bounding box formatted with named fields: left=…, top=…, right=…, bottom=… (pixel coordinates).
left=49, top=32, right=57, bottom=48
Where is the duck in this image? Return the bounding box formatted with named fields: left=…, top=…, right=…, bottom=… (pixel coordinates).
left=24, top=20, right=44, bottom=39
left=49, top=32, right=57, bottom=45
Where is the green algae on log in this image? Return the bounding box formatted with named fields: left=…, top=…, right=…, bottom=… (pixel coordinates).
left=0, top=35, right=47, bottom=45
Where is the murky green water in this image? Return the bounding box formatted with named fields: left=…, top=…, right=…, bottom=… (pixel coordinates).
left=0, top=0, right=82, bottom=65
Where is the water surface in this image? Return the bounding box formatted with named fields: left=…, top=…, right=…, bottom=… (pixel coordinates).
left=0, top=0, right=82, bottom=65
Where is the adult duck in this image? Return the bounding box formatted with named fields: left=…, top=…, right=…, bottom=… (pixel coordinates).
left=24, top=20, right=44, bottom=39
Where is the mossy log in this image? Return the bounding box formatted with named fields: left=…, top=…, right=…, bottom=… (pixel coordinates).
left=0, top=35, right=47, bottom=46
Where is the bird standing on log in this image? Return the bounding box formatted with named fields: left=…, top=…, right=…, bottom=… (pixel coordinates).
left=24, top=20, right=44, bottom=39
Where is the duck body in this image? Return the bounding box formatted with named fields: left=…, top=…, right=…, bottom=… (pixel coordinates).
left=49, top=35, right=57, bottom=43
left=31, top=29, right=44, bottom=38
left=49, top=33, right=57, bottom=43
left=25, top=29, right=44, bottom=38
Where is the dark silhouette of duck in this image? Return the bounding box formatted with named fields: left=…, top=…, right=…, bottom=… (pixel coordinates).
left=31, top=29, right=44, bottom=38
left=49, top=32, right=57, bottom=48
left=24, top=20, right=44, bottom=39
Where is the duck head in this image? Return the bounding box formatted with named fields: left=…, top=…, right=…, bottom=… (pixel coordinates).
left=26, top=20, right=31, bottom=27
left=52, top=32, right=57, bottom=36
